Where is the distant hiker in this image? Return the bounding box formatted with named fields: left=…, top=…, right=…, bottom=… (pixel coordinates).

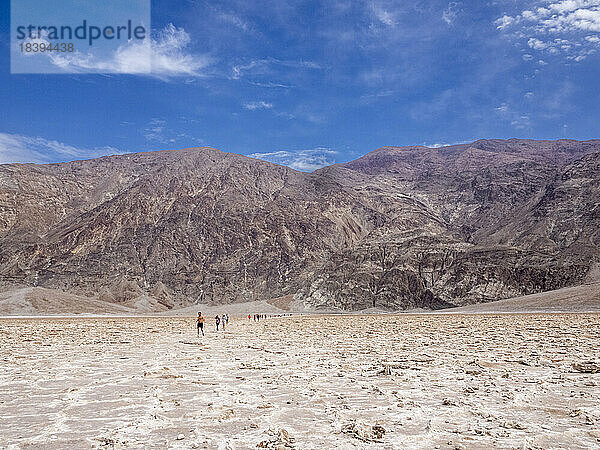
left=215, top=315, right=220, bottom=331
left=222, top=314, right=227, bottom=330
left=248, top=314, right=251, bottom=320
left=196, top=312, right=205, bottom=336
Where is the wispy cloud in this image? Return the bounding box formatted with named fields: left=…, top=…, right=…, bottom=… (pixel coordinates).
left=0, top=132, right=123, bottom=164
left=243, top=101, right=274, bottom=110
left=142, top=118, right=168, bottom=143
left=141, top=118, right=204, bottom=146
left=44, top=24, right=213, bottom=79
left=217, top=12, right=251, bottom=32
left=249, top=148, right=338, bottom=172
left=371, top=2, right=398, bottom=26
left=231, top=57, right=321, bottom=80
left=442, top=2, right=461, bottom=25
left=249, top=81, right=294, bottom=89
left=494, top=103, right=532, bottom=130
left=426, top=139, right=472, bottom=148
left=496, top=1, right=600, bottom=61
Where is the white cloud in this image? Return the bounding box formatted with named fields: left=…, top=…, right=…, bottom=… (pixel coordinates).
left=46, top=24, right=213, bottom=79
left=549, top=0, right=599, bottom=14
left=528, top=37, right=551, bottom=50
left=243, top=101, right=274, bottom=110
left=249, top=148, right=338, bottom=172
left=540, top=6, right=600, bottom=32
left=495, top=15, right=515, bottom=29
left=0, top=132, right=123, bottom=164
left=496, top=1, right=600, bottom=61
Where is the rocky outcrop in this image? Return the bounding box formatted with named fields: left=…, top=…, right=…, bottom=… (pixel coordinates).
left=1, top=139, right=599, bottom=311
left=297, top=139, right=599, bottom=309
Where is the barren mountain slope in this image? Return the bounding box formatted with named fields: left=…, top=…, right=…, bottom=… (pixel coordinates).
left=0, top=148, right=385, bottom=306
left=298, top=139, right=600, bottom=309
left=1, top=139, right=599, bottom=312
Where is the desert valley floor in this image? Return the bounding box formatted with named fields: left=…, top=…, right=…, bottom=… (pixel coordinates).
left=1, top=314, right=599, bottom=449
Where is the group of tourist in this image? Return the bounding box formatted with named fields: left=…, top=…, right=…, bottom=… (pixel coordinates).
left=196, top=311, right=293, bottom=336
left=195, top=312, right=229, bottom=336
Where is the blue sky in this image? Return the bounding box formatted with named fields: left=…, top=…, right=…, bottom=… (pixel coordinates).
left=1, top=0, right=599, bottom=170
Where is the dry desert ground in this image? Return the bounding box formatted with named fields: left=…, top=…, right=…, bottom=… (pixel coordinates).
left=1, top=314, right=600, bottom=449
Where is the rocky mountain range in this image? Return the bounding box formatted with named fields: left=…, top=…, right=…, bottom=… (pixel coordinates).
left=1, top=139, right=599, bottom=311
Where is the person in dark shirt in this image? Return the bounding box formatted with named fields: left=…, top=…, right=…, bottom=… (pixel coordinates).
left=196, top=312, right=205, bottom=336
